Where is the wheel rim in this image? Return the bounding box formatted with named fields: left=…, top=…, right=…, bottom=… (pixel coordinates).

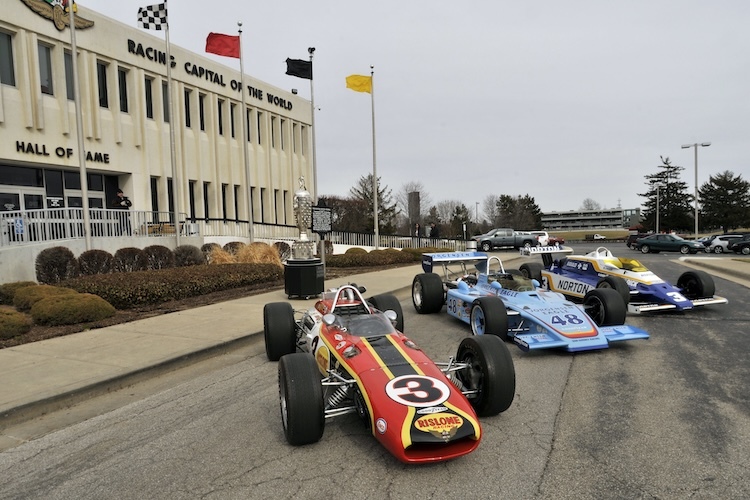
left=714, top=247, right=723, bottom=254
left=482, top=243, right=490, bottom=251
left=680, top=246, right=689, bottom=254
left=470, top=306, right=485, bottom=335
left=641, top=245, right=649, bottom=254
left=413, top=280, right=423, bottom=308
left=743, top=248, right=750, bottom=255
left=584, top=296, right=605, bottom=324
left=681, top=277, right=699, bottom=297
left=458, top=352, right=484, bottom=396
left=280, top=382, right=289, bottom=430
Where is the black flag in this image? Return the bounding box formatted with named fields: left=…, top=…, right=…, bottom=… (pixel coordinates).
left=285, top=58, right=312, bottom=80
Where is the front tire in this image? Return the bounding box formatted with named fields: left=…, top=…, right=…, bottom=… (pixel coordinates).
left=455, top=335, right=516, bottom=416
left=470, top=297, right=509, bottom=338
left=412, top=273, right=444, bottom=314
left=278, top=353, right=324, bottom=445
left=713, top=246, right=724, bottom=254
left=679, top=245, right=691, bottom=254
left=264, top=302, right=297, bottom=361
left=369, top=293, right=404, bottom=332
left=640, top=245, right=650, bottom=254
left=677, top=270, right=715, bottom=299
left=596, top=276, right=631, bottom=305
left=583, top=288, right=626, bottom=326
left=481, top=241, right=492, bottom=252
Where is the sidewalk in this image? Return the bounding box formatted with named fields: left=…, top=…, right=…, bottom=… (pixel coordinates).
left=1, top=254, right=748, bottom=431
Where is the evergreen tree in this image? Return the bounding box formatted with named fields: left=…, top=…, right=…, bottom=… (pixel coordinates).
left=639, top=157, right=694, bottom=232
left=698, top=170, right=750, bottom=232
left=496, top=194, right=543, bottom=229
left=449, top=203, right=471, bottom=239
left=348, top=174, right=398, bottom=234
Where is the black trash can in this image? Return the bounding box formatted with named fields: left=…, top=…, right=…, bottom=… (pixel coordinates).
left=284, top=258, right=324, bottom=299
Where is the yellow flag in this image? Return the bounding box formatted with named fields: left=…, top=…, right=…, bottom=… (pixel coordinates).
left=346, top=75, right=372, bottom=93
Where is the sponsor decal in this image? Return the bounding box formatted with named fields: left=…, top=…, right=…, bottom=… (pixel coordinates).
left=414, top=412, right=464, bottom=440
left=335, top=341, right=346, bottom=351
left=554, top=278, right=591, bottom=295
left=334, top=334, right=343, bottom=341
left=376, top=418, right=387, bottom=434
left=315, top=346, right=330, bottom=375
left=385, top=375, right=450, bottom=408
left=417, top=406, right=448, bottom=415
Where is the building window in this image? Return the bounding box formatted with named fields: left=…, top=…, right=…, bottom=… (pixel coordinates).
left=280, top=119, right=286, bottom=150
left=184, top=89, right=192, bottom=128
left=301, top=125, right=306, bottom=155
left=292, top=123, right=297, bottom=153
left=144, top=77, right=154, bottom=119
left=257, top=111, right=263, bottom=144
left=118, top=67, right=128, bottom=113
left=217, top=99, right=224, bottom=136
left=188, top=180, right=196, bottom=220
left=150, top=177, right=159, bottom=214
left=221, top=183, right=228, bottom=220
left=199, top=93, right=206, bottom=131
left=203, top=181, right=210, bottom=219
left=96, top=60, right=108, bottom=108
left=245, top=108, right=252, bottom=142
left=270, top=116, right=276, bottom=148
left=38, top=43, right=53, bottom=95
left=230, top=103, right=236, bottom=138
left=162, top=81, right=169, bottom=122
left=0, top=31, right=15, bottom=86
left=63, top=51, right=74, bottom=100
left=167, top=178, right=175, bottom=222
left=233, top=185, right=240, bottom=221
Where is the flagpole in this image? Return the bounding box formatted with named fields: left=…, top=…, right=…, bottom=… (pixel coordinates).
left=238, top=21, right=254, bottom=242
left=164, top=20, right=181, bottom=246
left=308, top=47, right=317, bottom=203
left=67, top=4, right=91, bottom=251
left=370, top=66, right=379, bottom=249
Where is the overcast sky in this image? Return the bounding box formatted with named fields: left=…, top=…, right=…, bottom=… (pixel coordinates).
left=82, top=0, right=750, bottom=217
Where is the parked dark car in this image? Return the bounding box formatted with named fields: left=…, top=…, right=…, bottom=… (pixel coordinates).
left=728, top=235, right=750, bottom=255
left=548, top=234, right=565, bottom=246
left=626, top=233, right=649, bottom=249
left=634, top=234, right=706, bottom=254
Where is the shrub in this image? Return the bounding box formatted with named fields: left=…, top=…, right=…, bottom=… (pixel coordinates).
left=30, top=293, right=116, bottom=326
left=201, top=242, right=221, bottom=263
left=273, top=241, right=292, bottom=262
left=236, top=242, right=283, bottom=267
left=143, top=245, right=175, bottom=270
left=174, top=245, right=205, bottom=267
left=78, top=249, right=113, bottom=275
left=0, top=306, right=32, bottom=339
left=345, top=247, right=368, bottom=255
left=13, top=285, right=77, bottom=312
left=113, top=247, right=148, bottom=273
left=62, top=263, right=283, bottom=309
left=223, top=241, right=246, bottom=255
left=208, top=247, right=235, bottom=264
left=36, top=246, right=80, bottom=284
left=0, top=281, right=37, bottom=305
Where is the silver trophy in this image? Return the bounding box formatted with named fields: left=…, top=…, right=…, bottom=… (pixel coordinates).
left=292, top=177, right=316, bottom=259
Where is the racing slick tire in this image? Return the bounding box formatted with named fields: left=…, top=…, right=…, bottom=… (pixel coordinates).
left=369, top=293, right=404, bottom=332
left=519, top=262, right=544, bottom=282
left=583, top=288, right=626, bottom=327
left=640, top=244, right=650, bottom=254
left=470, top=297, right=509, bottom=339
left=412, top=273, right=445, bottom=314
left=677, top=270, right=715, bottom=299
left=278, top=353, right=325, bottom=446
left=596, top=276, right=631, bottom=305
left=455, top=335, right=516, bottom=416
left=264, top=302, right=297, bottom=361
left=507, top=269, right=523, bottom=277
left=480, top=241, right=492, bottom=252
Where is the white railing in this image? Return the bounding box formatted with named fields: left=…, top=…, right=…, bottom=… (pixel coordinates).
left=0, top=207, right=469, bottom=251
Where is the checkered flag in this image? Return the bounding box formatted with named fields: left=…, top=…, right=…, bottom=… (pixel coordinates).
left=138, top=2, right=168, bottom=30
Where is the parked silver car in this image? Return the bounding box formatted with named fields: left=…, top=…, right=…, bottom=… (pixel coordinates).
left=704, top=234, right=744, bottom=253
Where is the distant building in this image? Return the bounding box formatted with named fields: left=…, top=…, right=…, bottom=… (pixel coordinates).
left=542, top=208, right=641, bottom=231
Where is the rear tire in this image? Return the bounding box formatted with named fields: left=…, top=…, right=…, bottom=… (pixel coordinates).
left=470, top=297, right=509, bottom=338
left=677, top=270, right=715, bottom=299
left=519, top=262, right=544, bottom=282
left=713, top=246, right=723, bottom=254
left=369, top=293, right=404, bottom=332
left=455, top=335, right=516, bottom=416
left=596, top=276, right=631, bottom=305
left=264, top=302, right=297, bottom=361
left=583, top=288, right=626, bottom=326
left=278, top=353, right=324, bottom=445
left=412, top=273, right=445, bottom=314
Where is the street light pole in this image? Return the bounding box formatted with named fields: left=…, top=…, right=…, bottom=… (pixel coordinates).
left=681, top=142, right=710, bottom=239
left=655, top=183, right=664, bottom=234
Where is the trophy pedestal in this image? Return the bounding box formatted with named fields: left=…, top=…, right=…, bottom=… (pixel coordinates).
left=284, top=258, right=324, bottom=299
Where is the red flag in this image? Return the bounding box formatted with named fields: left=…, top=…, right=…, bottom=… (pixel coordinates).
left=205, top=32, right=240, bottom=58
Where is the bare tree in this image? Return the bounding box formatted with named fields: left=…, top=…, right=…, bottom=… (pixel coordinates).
left=395, top=181, right=432, bottom=218
left=580, top=198, right=602, bottom=210
left=482, top=194, right=500, bottom=227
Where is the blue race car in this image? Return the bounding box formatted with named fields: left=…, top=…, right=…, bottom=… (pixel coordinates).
left=412, top=252, right=649, bottom=353
left=518, top=246, right=728, bottom=313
